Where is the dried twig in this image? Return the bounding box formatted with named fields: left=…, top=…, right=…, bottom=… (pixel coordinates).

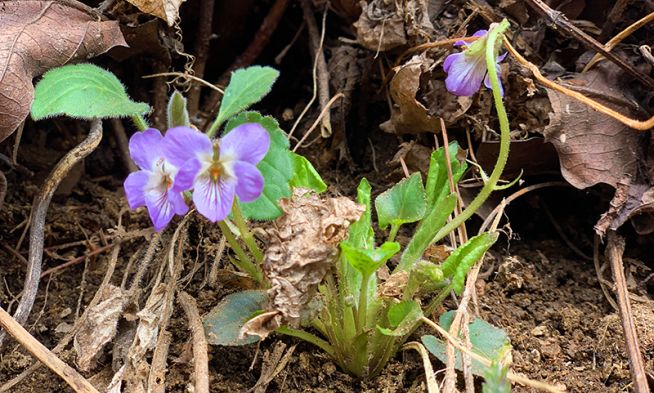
left=178, top=291, right=209, bottom=393
left=504, top=38, right=654, bottom=130
left=525, top=0, right=654, bottom=90
left=606, top=232, right=649, bottom=392
left=187, top=0, right=216, bottom=115
left=0, top=119, right=103, bottom=349
left=0, top=306, right=99, bottom=393
left=583, top=11, right=654, bottom=72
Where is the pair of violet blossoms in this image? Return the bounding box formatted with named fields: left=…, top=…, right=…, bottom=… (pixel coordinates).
left=124, top=123, right=269, bottom=231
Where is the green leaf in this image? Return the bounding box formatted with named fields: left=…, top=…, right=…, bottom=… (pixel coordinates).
left=203, top=290, right=267, bottom=346
left=421, top=311, right=512, bottom=376
left=377, top=300, right=423, bottom=336
left=226, top=111, right=292, bottom=220
left=347, top=178, right=374, bottom=250
left=440, top=232, right=498, bottom=295
left=167, top=90, right=190, bottom=128
left=425, top=143, right=467, bottom=209
left=31, top=63, right=150, bottom=121
left=215, top=66, right=279, bottom=127
left=375, top=172, right=427, bottom=230
left=397, top=193, right=457, bottom=271
left=289, top=152, right=327, bottom=193
left=341, top=241, right=400, bottom=276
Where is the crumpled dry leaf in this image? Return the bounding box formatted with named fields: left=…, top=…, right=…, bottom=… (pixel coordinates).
left=380, top=55, right=439, bottom=134
left=74, top=285, right=130, bottom=371
left=543, top=62, right=642, bottom=189
left=353, top=0, right=433, bottom=52
left=595, top=176, right=654, bottom=237
left=0, top=1, right=126, bottom=142
left=242, top=189, right=364, bottom=339
left=378, top=271, right=409, bottom=299
left=380, top=54, right=472, bottom=135
left=125, top=0, right=186, bottom=26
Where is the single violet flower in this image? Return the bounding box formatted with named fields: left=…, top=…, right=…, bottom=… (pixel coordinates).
left=163, top=123, right=270, bottom=223
left=124, top=128, right=189, bottom=231
left=443, top=26, right=507, bottom=97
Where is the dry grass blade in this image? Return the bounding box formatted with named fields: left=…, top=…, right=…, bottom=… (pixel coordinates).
left=402, top=342, right=440, bottom=393
left=178, top=291, right=209, bottom=393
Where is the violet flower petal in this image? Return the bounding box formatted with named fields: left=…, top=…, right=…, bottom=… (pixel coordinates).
left=444, top=52, right=487, bottom=97
left=233, top=161, right=264, bottom=202
left=173, top=157, right=203, bottom=192
left=144, top=187, right=179, bottom=231
left=483, top=63, right=504, bottom=97
left=163, top=126, right=212, bottom=168
left=193, top=176, right=236, bottom=222
left=129, top=129, right=164, bottom=170
left=220, top=123, right=270, bottom=165
left=124, top=171, right=149, bottom=209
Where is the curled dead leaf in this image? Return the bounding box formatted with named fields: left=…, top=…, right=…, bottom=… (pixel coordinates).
left=0, top=1, right=127, bottom=142
left=354, top=0, right=407, bottom=51
left=241, top=189, right=364, bottom=339
left=74, top=285, right=130, bottom=371
left=124, top=0, right=186, bottom=26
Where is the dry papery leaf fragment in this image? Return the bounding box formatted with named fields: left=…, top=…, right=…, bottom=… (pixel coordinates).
left=242, top=189, right=364, bottom=339
left=74, top=285, right=131, bottom=371
left=0, top=0, right=127, bottom=142
left=124, top=0, right=186, bottom=27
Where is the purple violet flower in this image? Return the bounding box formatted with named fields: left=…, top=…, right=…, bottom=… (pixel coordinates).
left=124, top=128, right=189, bottom=231
left=443, top=27, right=507, bottom=97
left=163, top=123, right=270, bottom=223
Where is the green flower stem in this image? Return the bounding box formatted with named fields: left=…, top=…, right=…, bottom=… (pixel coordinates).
left=430, top=19, right=511, bottom=245
left=232, top=203, right=264, bottom=264
left=425, top=285, right=453, bottom=317
left=276, top=326, right=336, bottom=359
left=357, top=272, right=372, bottom=332
left=217, top=220, right=262, bottom=283
left=387, top=224, right=400, bottom=243
left=206, top=118, right=223, bottom=139
left=131, top=114, right=148, bottom=131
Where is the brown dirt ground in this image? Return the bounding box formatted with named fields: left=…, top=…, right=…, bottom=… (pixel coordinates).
left=1, top=143, right=652, bottom=393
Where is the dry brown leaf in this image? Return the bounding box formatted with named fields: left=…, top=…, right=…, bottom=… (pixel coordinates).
left=124, top=0, right=186, bottom=26
left=543, top=62, right=642, bottom=189
left=0, top=1, right=126, bottom=142
left=354, top=0, right=407, bottom=51
left=380, top=55, right=440, bottom=134
left=74, top=285, right=130, bottom=371
left=242, top=189, right=364, bottom=339
left=595, top=177, right=654, bottom=237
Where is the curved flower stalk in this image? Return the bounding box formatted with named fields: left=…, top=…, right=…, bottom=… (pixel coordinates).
left=444, top=25, right=507, bottom=96
left=164, top=123, right=270, bottom=223
left=123, top=128, right=189, bottom=231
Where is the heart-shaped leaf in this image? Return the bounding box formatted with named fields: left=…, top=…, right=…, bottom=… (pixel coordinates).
left=422, top=311, right=511, bottom=376
left=31, top=64, right=150, bottom=120
left=215, top=66, right=280, bottom=128
left=0, top=1, right=126, bottom=142
left=225, top=111, right=292, bottom=220
left=375, top=172, right=427, bottom=230
left=203, top=290, right=267, bottom=346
